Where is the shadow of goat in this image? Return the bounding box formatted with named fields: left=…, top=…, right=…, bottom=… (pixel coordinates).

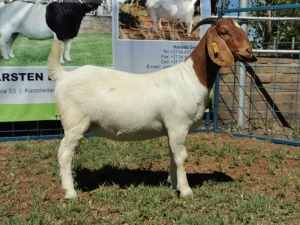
left=75, top=165, right=234, bottom=192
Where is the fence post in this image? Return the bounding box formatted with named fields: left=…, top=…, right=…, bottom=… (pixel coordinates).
left=237, top=0, right=249, bottom=129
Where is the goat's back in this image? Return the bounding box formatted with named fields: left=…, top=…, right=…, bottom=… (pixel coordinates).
left=146, top=0, right=196, bottom=20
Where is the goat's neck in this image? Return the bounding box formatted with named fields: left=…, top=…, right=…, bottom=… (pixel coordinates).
left=187, top=39, right=220, bottom=90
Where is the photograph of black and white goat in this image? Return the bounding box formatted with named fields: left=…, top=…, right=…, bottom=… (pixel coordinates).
left=145, top=0, right=197, bottom=35
left=48, top=18, right=257, bottom=199
left=0, top=0, right=102, bottom=62
left=0, top=1, right=70, bottom=62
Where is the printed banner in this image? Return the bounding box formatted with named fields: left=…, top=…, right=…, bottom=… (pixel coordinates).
left=113, top=1, right=202, bottom=73
left=0, top=67, right=56, bottom=122
left=0, top=67, right=55, bottom=104
left=0, top=0, right=214, bottom=122
left=0, top=66, right=75, bottom=122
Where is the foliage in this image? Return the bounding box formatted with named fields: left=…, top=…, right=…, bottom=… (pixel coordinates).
left=220, top=0, right=299, bottom=50
left=251, top=0, right=299, bottom=50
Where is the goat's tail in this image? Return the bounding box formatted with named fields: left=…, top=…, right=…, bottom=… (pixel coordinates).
left=48, top=40, right=66, bottom=82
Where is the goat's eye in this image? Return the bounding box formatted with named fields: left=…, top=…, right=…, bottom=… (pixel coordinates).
left=219, top=31, right=229, bottom=39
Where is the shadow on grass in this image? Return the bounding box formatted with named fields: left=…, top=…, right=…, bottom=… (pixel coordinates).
left=75, top=165, right=233, bottom=192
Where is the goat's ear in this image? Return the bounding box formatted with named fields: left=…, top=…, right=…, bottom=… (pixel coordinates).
left=206, top=27, right=234, bottom=67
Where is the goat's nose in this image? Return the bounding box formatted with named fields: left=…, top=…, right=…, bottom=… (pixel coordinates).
left=246, top=48, right=253, bottom=54
left=246, top=48, right=257, bottom=62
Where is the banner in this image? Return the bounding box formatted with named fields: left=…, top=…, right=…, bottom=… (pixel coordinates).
left=0, top=66, right=75, bottom=122
left=114, top=1, right=200, bottom=73
left=0, top=67, right=56, bottom=122
left=0, top=0, right=215, bottom=122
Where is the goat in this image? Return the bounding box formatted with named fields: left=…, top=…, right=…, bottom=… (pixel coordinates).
left=48, top=18, right=257, bottom=199
left=0, top=1, right=71, bottom=62
left=145, top=0, right=197, bottom=35
left=45, top=0, right=102, bottom=41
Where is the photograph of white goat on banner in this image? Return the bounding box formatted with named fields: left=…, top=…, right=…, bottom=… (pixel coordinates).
left=0, top=0, right=112, bottom=67
left=118, top=0, right=202, bottom=41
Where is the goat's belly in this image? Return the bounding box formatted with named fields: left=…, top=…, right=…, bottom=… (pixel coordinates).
left=88, top=122, right=167, bottom=142
left=20, top=29, right=53, bottom=40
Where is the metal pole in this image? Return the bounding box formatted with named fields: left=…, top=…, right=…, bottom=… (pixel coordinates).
left=238, top=0, right=249, bottom=129
left=212, top=0, right=223, bottom=132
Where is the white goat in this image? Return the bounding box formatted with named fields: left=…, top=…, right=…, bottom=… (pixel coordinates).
left=48, top=18, right=257, bottom=199
left=0, top=1, right=72, bottom=62
left=145, top=0, right=197, bottom=35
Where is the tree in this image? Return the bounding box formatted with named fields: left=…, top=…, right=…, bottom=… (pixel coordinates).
left=250, top=0, right=300, bottom=50
left=220, top=0, right=299, bottom=50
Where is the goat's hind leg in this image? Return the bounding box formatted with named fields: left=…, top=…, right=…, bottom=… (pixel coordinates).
left=58, top=118, right=90, bottom=199
left=0, top=34, right=12, bottom=59
left=0, top=41, right=9, bottom=59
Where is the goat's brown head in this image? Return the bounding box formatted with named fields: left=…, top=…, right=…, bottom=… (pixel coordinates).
left=192, top=18, right=257, bottom=67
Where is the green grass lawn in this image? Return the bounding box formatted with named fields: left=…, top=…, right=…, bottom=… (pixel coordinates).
left=0, top=33, right=113, bottom=67
left=0, top=133, right=299, bottom=224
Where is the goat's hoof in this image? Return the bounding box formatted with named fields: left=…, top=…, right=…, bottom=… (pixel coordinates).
left=167, top=175, right=171, bottom=184
left=167, top=177, right=177, bottom=189
left=64, top=190, right=78, bottom=200
left=64, top=56, right=71, bottom=61
left=179, top=188, right=193, bottom=199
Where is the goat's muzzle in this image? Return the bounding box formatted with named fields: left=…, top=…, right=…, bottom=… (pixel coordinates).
left=234, top=48, right=257, bottom=63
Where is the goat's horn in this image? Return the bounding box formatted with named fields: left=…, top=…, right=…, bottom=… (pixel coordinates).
left=191, top=17, right=219, bottom=33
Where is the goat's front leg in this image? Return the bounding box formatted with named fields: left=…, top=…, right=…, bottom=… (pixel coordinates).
left=183, top=17, right=194, bottom=36
left=58, top=132, right=83, bottom=199
left=63, top=39, right=72, bottom=61
left=168, top=130, right=193, bottom=198
left=7, top=33, right=19, bottom=58
left=148, top=11, right=159, bottom=32
left=6, top=40, right=15, bottom=58
left=186, top=21, right=193, bottom=36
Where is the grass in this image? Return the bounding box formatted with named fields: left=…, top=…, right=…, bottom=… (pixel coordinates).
left=0, top=33, right=113, bottom=67
left=0, top=133, right=299, bottom=224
